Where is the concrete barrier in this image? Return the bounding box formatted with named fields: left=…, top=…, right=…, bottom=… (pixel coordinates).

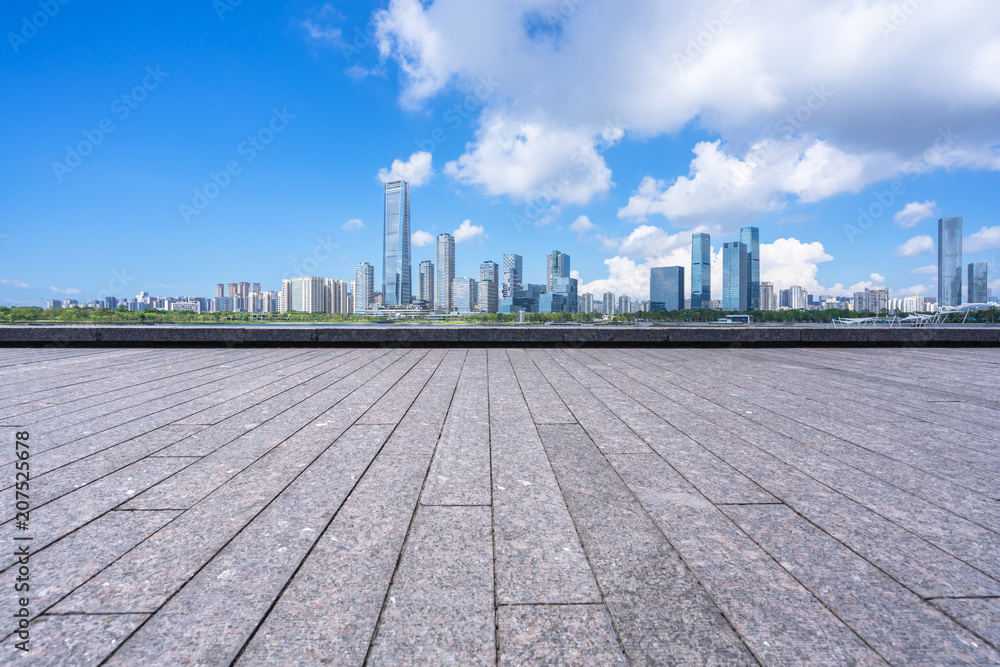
left=1, top=325, right=998, bottom=347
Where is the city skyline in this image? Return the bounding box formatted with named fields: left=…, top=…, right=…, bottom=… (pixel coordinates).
left=2, top=2, right=999, bottom=308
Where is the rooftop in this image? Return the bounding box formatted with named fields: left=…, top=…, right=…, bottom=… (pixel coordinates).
left=3, top=347, right=999, bottom=665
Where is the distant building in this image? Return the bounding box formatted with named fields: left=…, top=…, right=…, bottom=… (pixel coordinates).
left=383, top=180, right=411, bottom=307
left=170, top=301, right=201, bottom=314
left=580, top=292, right=594, bottom=314
left=740, top=226, right=760, bottom=310
left=104, top=296, right=119, bottom=310
left=325, top=278, right=350, bottom=314
left=722, top=242, right=747, bottom=311
left=502, top=254, right=522, bottom=299
left=789, top=286, right=809, bottom=310
left=281, top=277, right=326, bottom=313
left=853, top=287, right=888, bottom=314
left=216, top=284, right=224, bottom=298
left=938, top=217, right=963, bottom=307
left=617, top=295, right=632, bottom=315
left=452, top=277, right=475, bottom=313
left=417, top=260, right=434, bottom=307
left=968, top=262, right=988, bottom=303
left=436, top=234, right=455, bottom=312
left=546, top=250, right=570, bottom=294
left=46, top=299, right=62, bottom=309
left=540, top=276, right=578, bottom=314
left=354, top=263, right=375, bottom=313
left=213, top=296, right=234, bottom=312
left=760, top=282, right=776, bottom=311
left=477, top=280, right=498, bottom=314
left=603, top=292, right=616, bottom=316
left=650, top=266, right=685, bottom=311
left=691, top=233, right=711, bottom=309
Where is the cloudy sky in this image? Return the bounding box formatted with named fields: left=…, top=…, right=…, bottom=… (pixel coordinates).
left=2, top=0, right=998, bottom=304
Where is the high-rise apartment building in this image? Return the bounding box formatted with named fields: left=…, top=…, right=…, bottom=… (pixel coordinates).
left=280, top=277, right=325, bottom=313
left=325, top=278, right=350, bottom=314
left=216, top=284, right=224, bottom=298
left=938, top=217, right=963, bottom=307
left=760, top=281, right=776, bottom=311
left=968, top=262, right=988, bottom=303
left=691, top=233, right=711, bottom=309
left=354, top=262, right=374, bottom=313
left=418, top=260, right=434, bottom=307
left=740, top=226, right=760, bottom=310
left=617, top=296, right=632, bottom=315
left=252, top=283, right=261, bottom=294
left=502, top=254, right=522, bottom=299
left=479, top=260, right=499, bottom=284
left=383, top=180, right=411, bottom=307
left=722, top=242, right=748, bottom=311
left=580, top=292, right=594, bottom=314
left=436, top=233, right=455, bottom=312
left=603, top=292, right=616, bottom=316
left=650, top=266, right=685, bottom=311
left=546, top=251, right=570, bottom=293
left=789, top=286, right=809, bottom=310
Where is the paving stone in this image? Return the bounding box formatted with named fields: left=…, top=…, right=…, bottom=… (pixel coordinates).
left=609, top=452, right=882, bottom=665
left=0, top=613, right=149, bottom=665
left=506, top=348, right=576, bottom=424
left=538, top=423, right=756, bottom=666
left=498, top=604, right=626, bottom=666
left=489, top=349, right=602, bottom=606
left=106, top=424, right=396, bottom=665
left=930, top=598, right=1000, bottom=651
left=726, top=504, right=1000, bottom=664
left=367, top=505, right=496, bottom=666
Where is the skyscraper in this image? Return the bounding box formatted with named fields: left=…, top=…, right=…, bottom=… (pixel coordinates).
left=216, top=283, right=224, bottom=298
left=938, top=217, right=963, bottom=307
left=691, top=233, right=711, bottom=309
left=418, top=260, right=434, bottom=307
left=650, top=266, right=685, bottom=311
left=280, top=277, right=326, bottom=313
left=546, top=250, right=570, bottom=293
left=502, top=254, right=522, bottom=299
left=436, top=233, right=455, bottom=312
left=722, top=242, right=748, bottom=311
left=760, top=281, right=776, bottom=311
left=354, top=262, right=374, bottom=313
left=452, top=277, right=475, bottom=313
left=969, top=262, right=988, bottom=303
left=383, top=180, right=411, bottom=307
left=603, top=292, right=616, bottom=316
left=479, top=260, right=499, bottom=284
left=477, top=280, right=498, bottom=314
left=740, top=226, right=760, bottom=310
left=325, top=278, right=350, bottom=314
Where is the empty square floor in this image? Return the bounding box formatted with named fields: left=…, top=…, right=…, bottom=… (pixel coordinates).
left=2, top=347, right=999, bottom=665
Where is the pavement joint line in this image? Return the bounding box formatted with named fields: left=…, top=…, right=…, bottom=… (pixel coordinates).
left=100, top=348, right=432, bottom=664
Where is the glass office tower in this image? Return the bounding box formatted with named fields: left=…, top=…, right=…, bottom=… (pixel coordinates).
left=938, top=217, right=963, bottom=307
left=650, top=266, right=685, bottom=311
left=502, top=254, right=522, bottom=299
left=691, top=233, right=711, bottom=308
left=435, top=233, right=455, bottom=312
left=740, top=226, right=760, bottom=310
left=546, top=251, right=570, bottom=293
left=722, top=242, right=748, bottom=311
left=968, top=262, right=988, bottom=303
left=383, top=180, right=411, bottom=307
left=418, top=260, right=434, bottom=307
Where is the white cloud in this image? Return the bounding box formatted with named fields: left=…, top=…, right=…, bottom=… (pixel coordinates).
left=342, top=218, right=364, bottom=231
left=618, top=139, right=900, bottom=228
left=302, top=19, right=342, bottom=43
left=412, top=230, right=435, bottom=247
left=444, top=113, right=614, bottom=206
left=570, top=215, right=595, bottom=234
left=373, top=0, right=1000, bottom=210
left=894, top=284, right=936, bottom=297
left=965, top=225, right=1000, bottom=252
left=909, top=264, right=938, bottom=275
left=870, top=273, right=885, bottom=284
left=453, top=219, right=485, bottom=243
left=50, top=286, right=81, bottom=295
left=894, top=235, right=935, bottom=257
left=0, top=279, right=29, bottom=289
left=894, top=200, right=939, bottom=228
left=377, top=151, right=434, bottom=186
left=759, top=238, right=835, bottom=295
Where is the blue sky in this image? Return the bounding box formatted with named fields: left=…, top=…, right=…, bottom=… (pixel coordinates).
left=2, top=0, right=998, bottom=306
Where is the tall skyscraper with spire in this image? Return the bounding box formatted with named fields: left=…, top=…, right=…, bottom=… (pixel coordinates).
left=740, top=226, right=760, bottom=310
left=691, top=233, right=711, bottom=308
left=383, top=180, right=411, bottom=308
left=938, top=216, right=963, bottom=307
